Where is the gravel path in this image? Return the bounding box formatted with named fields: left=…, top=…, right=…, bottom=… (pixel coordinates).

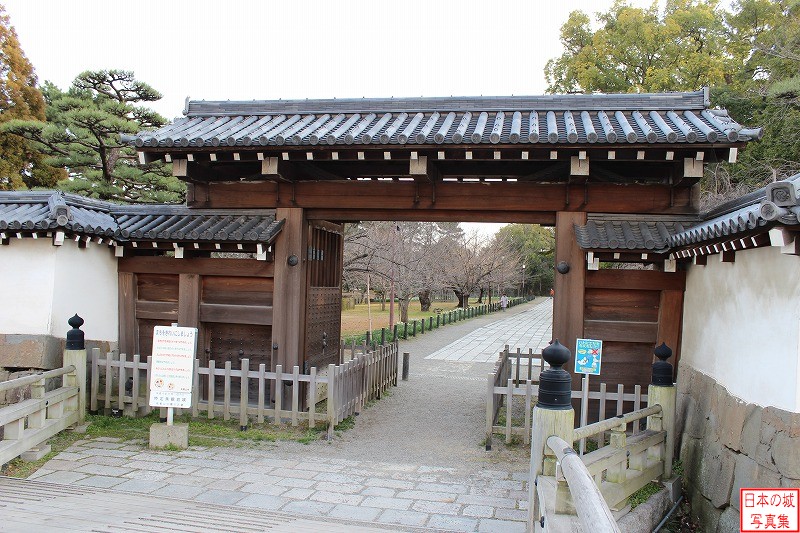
left=300, top=298, right=551, bottom=469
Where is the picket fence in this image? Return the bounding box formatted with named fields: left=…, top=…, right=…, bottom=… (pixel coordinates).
left=90, top=341, right=399, bottom=439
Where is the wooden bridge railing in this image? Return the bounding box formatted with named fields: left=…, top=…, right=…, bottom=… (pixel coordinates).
left=90, top=340, right=399, bottom=439
left=0, top=315, right=87, bottom=466
left=528, top=341, right=677, bottom=532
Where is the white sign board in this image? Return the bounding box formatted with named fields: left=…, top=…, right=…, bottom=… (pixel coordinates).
left=148, top=326, right=197, bottom=409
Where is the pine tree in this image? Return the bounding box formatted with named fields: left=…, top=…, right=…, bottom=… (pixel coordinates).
left=0, top=5, right=64, bottom=189
left=4, top=70, right=185, bottom=203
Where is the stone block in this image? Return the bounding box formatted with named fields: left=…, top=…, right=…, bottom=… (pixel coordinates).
left=718, top=506, right=741, bottom=533
left=740, top=404, right=762, bottom=457
left=772, top=431, right=800, bottom=479
left=680, top=436, right=704, bottom=489
left=730, top=454, right=781, bottom=511
left=68, top=423, right=90, bottom=434
left=763, top=406, right=800, bottom=437
left=663, top=475, right=682, bottom=503
left=718, top=391, right=748, bottom=452
left=689, top=487, right=721, bottom=533
left=148, top=423, right=188, bottom=449
left=781, top=476, right=800, bottom=488
left=0, top=334, right=62, bottom=370
left=682, top=395, right=708, bottom=440
left=699, top=437, right=736, bottom=508
left=21, top=444, right=51, bottom=462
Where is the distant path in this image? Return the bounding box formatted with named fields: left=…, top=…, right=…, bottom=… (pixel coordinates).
left=424, top=299, right=552, bottom=362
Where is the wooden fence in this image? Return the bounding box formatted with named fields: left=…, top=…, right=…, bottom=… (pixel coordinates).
left=486, top=347, right=647, bottom=449
left=90, top=341, right=399, bottom=439
left=0, top=351, right=84, bottom=465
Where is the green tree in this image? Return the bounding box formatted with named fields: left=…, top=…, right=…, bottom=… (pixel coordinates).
left=545, top=0, right=728, bottom=94
left=546, top=0, right=800, bottom=205
left=4, top=70, right=184, bottom=203
left=496, top=224, right=555, bottom=297
left=0, top=5, right=64, bottom=189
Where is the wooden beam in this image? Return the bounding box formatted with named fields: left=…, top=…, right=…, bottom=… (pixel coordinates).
left=190, top=180, right=698, bottom=215
left=119, top=257, right=274, bottom=277
left=198, top=303, right=273, bottom=326
left=135, top=300, right=179, bottom=321
left=306, top=208, right=555, bottom=224
left=584, top=320, right=657, bottom=343
left=409, top=155, right=440, bottom=183
left=586, top=269, right=686, bottom=291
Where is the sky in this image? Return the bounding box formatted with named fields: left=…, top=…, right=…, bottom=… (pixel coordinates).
left=3, top=0, right=660, bottom=235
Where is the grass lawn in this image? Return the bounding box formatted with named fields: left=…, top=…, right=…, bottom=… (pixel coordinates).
left=341, top=298, right=485, bottom=337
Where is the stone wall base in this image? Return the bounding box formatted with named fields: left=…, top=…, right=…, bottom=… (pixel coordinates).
left=0, top=334, right=114, bottom=372
left=676, top=365, right=800, bottom=532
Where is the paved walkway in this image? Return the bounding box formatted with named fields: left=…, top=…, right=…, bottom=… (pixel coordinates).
left=29, top=298, right=554, bottom=532
left=424, top=299, right=552, bottom=362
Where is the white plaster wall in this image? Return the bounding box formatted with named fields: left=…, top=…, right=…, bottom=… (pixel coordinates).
left=0, top=238, right=118, bottom=342
left=50, top=240, right=118, bottom=342
left=681, top=245, right=800, bottom=412
left=0, top=238, right=57, bottom=335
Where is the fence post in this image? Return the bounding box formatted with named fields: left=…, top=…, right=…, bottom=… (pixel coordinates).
left=647, top=343, right=676, bottom=478
left=528, top=340, right=575, bottom=530
left=402, top=352, right=410, bottom=381
left=63, top=314, right=87, bottom=423
left=380, top=328, right=386, bottom=345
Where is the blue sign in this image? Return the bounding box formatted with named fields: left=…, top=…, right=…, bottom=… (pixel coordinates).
left=575, top=338, right=603, bottom=375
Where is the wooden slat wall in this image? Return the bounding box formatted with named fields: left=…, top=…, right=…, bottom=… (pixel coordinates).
left=120, top=258, right=275, bottom=387
left=580, top=268, right=685, bottom=420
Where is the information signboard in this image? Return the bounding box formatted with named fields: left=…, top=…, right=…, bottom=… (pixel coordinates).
left=148, top=326, right=197, bottom=409
left=574, top=338, right=603, bottom=375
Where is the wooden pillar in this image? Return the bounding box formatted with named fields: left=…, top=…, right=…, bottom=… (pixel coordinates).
left=657, top=289, right=683, bottom=375
left=178, top=273, right=202, bottom=355
left=272, top=208, right=308, bottom=372
left=118, top=272, right=137, bottom=356
left=553, top=211, right=586, bottom=357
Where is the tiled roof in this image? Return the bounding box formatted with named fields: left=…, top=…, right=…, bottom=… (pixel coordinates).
left=0, top=191, right=283, bottom=244
left=575, top=215, right=697, bottom=253
left=0, top=192, right=117, bottom=236
left=129, top=90, right=762, bottom=149
left=670, top=173, right=800, bottom=247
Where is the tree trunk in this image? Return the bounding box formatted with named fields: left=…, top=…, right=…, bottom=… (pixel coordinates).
left=477, top=287, right=484, bottom=303
left=399, top=298, right=410, bottom=323
left=453, top=290, right=469, bottom=308
left=418, top=289, right=432, bottom=312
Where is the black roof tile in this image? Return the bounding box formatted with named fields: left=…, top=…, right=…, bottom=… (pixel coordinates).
left=0, top=191, right=283, bottom=245
left=128, top=90, right=762, bottom=150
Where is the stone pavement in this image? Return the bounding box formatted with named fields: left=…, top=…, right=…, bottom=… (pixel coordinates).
left=30, top=298, right=555, bottom=532
left=30, top=438, right=529, bottom=532
left=424, top=299, right=552, bottom=362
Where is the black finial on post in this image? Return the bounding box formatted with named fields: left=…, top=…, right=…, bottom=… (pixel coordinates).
left=651, top=342, right=674, bottom=386
left=66, top=314, right=84, bottom=350
left=537, top=339, right=573, bottom=409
